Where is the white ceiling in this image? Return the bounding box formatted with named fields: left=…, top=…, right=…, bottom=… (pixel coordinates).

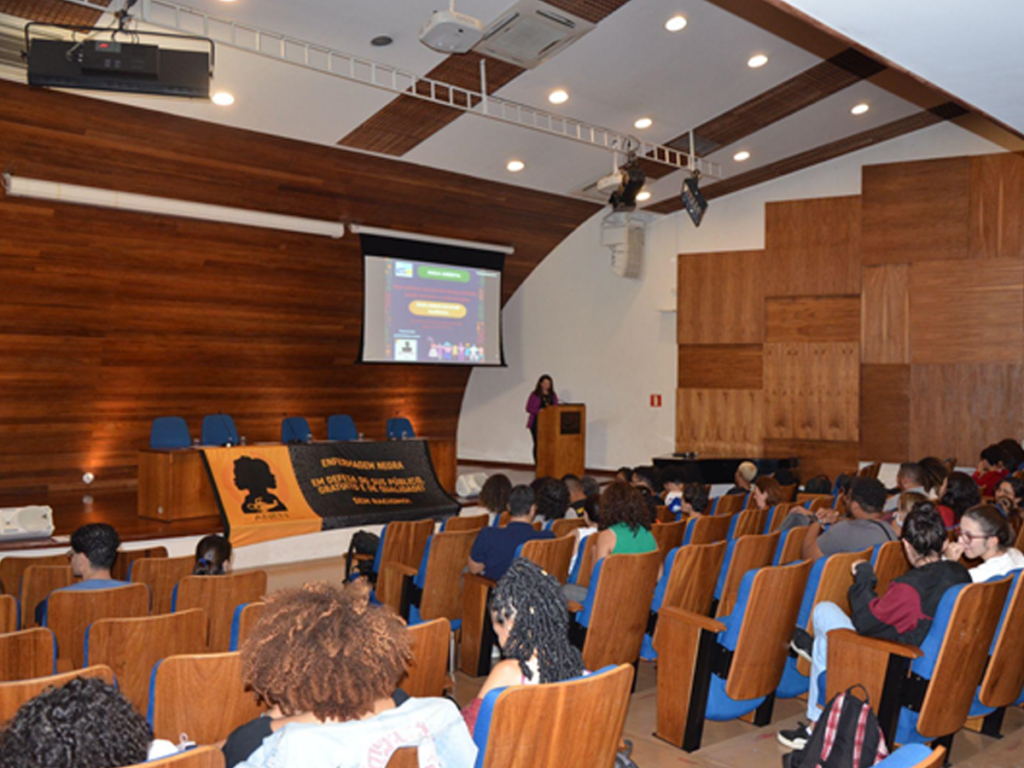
left=3, top=0, right=1017, bottom=205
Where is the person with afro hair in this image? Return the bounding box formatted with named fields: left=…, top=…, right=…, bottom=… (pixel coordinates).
left=230, top=579, right=475, bottom=768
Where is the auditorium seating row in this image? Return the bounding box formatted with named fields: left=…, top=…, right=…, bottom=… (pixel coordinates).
left=150, top=413, right=418, bottom=448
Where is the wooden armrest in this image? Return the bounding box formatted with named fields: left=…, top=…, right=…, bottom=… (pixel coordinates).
left=384, top=563, right=418, bottom=578
left=567, top=600, right=583, bottom=613
left=463, top=573, right=497, bottom=590
left=827, top=628, right=923, bottom=726
left=830, top=628, right=923, bottom=660
left=658, top=606, right=727, bottom=634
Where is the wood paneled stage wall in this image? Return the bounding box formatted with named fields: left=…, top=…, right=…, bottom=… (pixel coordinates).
left=0, top=81, right=597, bottom=494
left=677, top=153, right=1024, bottom=479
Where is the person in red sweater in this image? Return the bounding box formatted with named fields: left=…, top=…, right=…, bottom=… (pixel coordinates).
left=973, top=444, right=1011, bottom=497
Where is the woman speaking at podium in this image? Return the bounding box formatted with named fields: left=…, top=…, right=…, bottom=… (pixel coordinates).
left=526, top=374, right=558, bottom=463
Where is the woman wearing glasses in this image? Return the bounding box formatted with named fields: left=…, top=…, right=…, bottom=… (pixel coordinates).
left=944, top=502, right=1024, bottom=582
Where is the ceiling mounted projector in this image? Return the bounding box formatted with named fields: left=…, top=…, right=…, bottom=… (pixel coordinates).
left=420, top=3, right=484, bottom=54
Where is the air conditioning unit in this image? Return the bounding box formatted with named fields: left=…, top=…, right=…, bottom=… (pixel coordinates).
left=601, top=215, right=645, bottom=279
left=0, top=505, right=55, bottom=541
left=475, top=0, right=594, bottom=69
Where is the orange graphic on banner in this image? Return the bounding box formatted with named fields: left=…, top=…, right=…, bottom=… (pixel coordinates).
left=204, top=445, right=321, bottom=546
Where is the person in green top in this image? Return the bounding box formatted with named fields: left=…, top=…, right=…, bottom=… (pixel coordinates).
left=592, top=481, right=657, bottom=561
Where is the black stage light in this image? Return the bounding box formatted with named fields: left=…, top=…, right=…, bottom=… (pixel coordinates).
left=681, top=173, right=708, bottom=227
left=609, top=162, right=646, bottom=212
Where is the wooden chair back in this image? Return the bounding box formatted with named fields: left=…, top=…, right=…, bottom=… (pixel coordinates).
left=478, top=664, right=633, bottom=768
left=419, top=531, right=476, bottom=622
left=127, top=745, right=225, bottom=768
left=20, top=565, right=73, bottom=629
left=711, top=494, right=744, bottom=517
left=0, top=595, right=16, bottom=634
left=0, top=665, right=114, bottom=726
left=655, top=540, right=728, bottom=638
left=779, top=484, right=798, bottom=503
left=651, top=520, right=687, bottom=563
left=400, top=617, right=450, bottom=697
left=655, top=504, right=675, bottom=523
left=0, top=553, right=66, bottom=597
left=131, top=555, right=195, bottom=616
left=497, top=511, right=511, bottom=527
left=49, top=584, right=150, bottom=669
left=550, top=518, right=587, bottom=538
left=796, top=493, right=832, bottom=508
left=716, top=531, right=780, bottom=617
left=520, top=536, right=574, bottom=584
left=575, top=533, right=599, bottom=589
left=376, top=519, right=435, bottom=612
left=978, top=574, right=1024, bottom=710
left=808, top=548, right=874, bottom=633
left=174, top=571, right=267, bottom=652
left=731, top=507, right=769, bottom=540
left=150, top=651, right=266, bottom=744
left=444, top=514, right=488, bottom=533
left=858, top=463, right=881, bottom=479
left=582, top=551, right=660, bottom=670
left=726, top=559, right=812, bottom=701
left=113, top=546, right=168, bottom=581
left=87, top=609, right=208, bottom=712
left=777, top=526, right=809, bottom=564
left=873, top=540, right=910, bottom=596
left=767, top=502, right=796, bottom=532
left=0, top=627, right=55, bottom=681
left=230, top=602, right=265, bottom=650
left=688, top=513, right=733, bottom=545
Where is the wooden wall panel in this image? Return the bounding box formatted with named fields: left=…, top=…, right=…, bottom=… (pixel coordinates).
left=0, top=81, right=597, bottom=492
left=909, top=258, right=1024, bottom=364
left=970, top=153, right=1024, bottom=260
left=861, top=265, right=910, bottom=364
left=765, top=296, right=860, bottom=342
left=909, top=364, right=1024, bottom=465
left=763, top=343, right=859, bottom=443
left=678, top=345, right=763, bottom=390
left=677, top=251, right=764, bottom=344
left=862, top=157, right=970, bottom=265
left=860, top=365, right=910, bottom=463
left=763, top=439, right=860, bottom=484
left=676, top=389, right=763, bottom=458
left=764, top=197, right=861, bottom=297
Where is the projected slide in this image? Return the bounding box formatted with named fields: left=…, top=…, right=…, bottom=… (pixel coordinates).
left=363, top=255, right=502, bottom=365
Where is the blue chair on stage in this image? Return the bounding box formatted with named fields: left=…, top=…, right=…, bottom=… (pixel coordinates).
left=150, top=417, right=191, bottom=449
left=281, top=416, right=312, bottom=444
left=201, top=414, right=240, bottom=446
left=386, top=417, right=415, bottom=440
left=327, top=414, right=359, bottom=441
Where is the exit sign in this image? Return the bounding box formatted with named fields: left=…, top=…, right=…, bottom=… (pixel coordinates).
left=650, top=394, right=662, bottom=408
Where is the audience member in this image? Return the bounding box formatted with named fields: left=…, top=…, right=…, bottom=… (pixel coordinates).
left=751, top=476, right=783, bottom=512
left=937, top=471, right=982, bottom=528
left=944, top=503, right=1024, bottom=581
left=231, top=580, right=474, bottom=768
left=917, top=456, right=949, bottom=496
left=661, top=466, right=687, bottom=517
left=631, top=465, right=663, bottom=520
left=678, top=482, right=709, bottom=517
left=464, top=474, right=512, bottom=524
left=194, top=534, right=232, bottom=575
left=0, top=677, right=152, bottom=768
left=799, top=478, right=897, bottom=560
left=780, top=503, right=970, bottom=750
left=461, top=559, right=584, bottom=735
left=568, top=494, right=601, bottom=574
left=995, top=476, right=1024, bottom=509
left=974, top=444, right=1012, bottom=497
left=533, top=476, right=570, bottom=522
left=468, top=485, right=554, bottom=582
left=997, top=437, right=1024, bottom=472
left=883, top=462, right=928, bottom=512
left=892, top=490, right=929, bottom=534
left=580, top=474, right=601, bottom=499
left=37, top=522, right=129, bottom=626
left=727, top=461, right=757, bottom=495
left=614, top=466, right=633, bottom=484
left=563, top=474, right=587, bottom=518
left=592, top=482, right=657, bottom=562
left=802, top=474, right=832, bottom=495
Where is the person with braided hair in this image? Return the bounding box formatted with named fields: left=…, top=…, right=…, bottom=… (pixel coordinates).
left=461, top=558, right=585, bottom=735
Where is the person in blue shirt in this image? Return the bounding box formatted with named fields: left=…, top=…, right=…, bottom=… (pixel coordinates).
left=467, top=485, right=554, bottom=582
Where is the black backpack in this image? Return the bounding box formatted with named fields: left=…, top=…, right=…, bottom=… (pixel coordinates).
left=783, top=686, right=889, bottom=768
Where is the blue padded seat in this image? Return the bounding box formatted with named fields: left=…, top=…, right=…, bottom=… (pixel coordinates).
left=280, top=416, right=312, bottom=443
left=201, top=414, right=240, bottom=446
left=386, top=417, right=415, bottom=440
left=327, top=414, right=358, bottom=441
left=150, top=416, right=191, bottom=449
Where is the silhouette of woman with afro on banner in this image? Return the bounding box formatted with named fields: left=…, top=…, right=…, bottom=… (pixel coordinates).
left=233, top=456, right=288, bottom=514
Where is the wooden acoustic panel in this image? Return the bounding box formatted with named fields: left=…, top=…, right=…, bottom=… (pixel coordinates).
left=677, top=345, right=763, bottom=390
left=677, top=250, right=764, bottom=345
left=969, top=153, right=1024, bottom=260
left=909, top=257, right=1024, bottom=364
left=0, top=0, right=109, bottom=25
left=0, top=80, right=597, bottom=492
left=861, top=264, right=910, bottom=364
left=765, top=296, right=860, bottom=343
left=764, top=197, right=861, bottom=297
left=860, top=365, right=910, bottom=463
left=909, top=363, right=1024, bottom=465
left=763, top=438, right=860, bottom=484
left=763, top=343, right=859, bottom=442
left=676, top=388, right=763, bottom=458
left=862, top=157, right=971, bottom=265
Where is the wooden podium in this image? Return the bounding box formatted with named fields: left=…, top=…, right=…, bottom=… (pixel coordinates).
left=536, top=404, right=586, bottom=478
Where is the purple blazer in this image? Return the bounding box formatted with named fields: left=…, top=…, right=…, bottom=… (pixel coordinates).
left=526, top=391, right=558, bottom=429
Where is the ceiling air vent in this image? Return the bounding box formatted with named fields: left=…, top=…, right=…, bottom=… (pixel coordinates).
left=475, top=0, right=594, bottom=69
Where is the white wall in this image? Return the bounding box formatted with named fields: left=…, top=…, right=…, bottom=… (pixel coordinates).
left=458, top=122, right=1004, bottom=470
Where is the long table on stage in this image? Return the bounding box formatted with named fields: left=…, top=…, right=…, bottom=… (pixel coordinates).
left=139, top=438, right=457, bottom=523
left=651, top=455, right=798, bottom=485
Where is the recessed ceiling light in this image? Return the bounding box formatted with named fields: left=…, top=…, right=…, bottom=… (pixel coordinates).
left=506, top=159, right=525, bottom=173
left=733, top=150, right=751, bottom=162
left=634, top=117, right=653, bottom=130
left=636, top=190, right=652, bottom=202
left=851, top=102, right=870, bottom=115
left=665, top=15, right=687, bottom=32
left=211, top=91, right=235, bottom=106
left=748, top=54, right=768, bottom=68
left=548, top=89, right=569, bottom=105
